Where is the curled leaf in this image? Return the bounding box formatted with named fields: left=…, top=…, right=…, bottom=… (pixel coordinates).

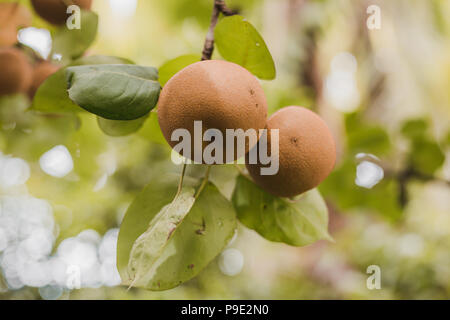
left=118, top=178, right=237, bottom=291
left=128, top=188, right=196, bottom=287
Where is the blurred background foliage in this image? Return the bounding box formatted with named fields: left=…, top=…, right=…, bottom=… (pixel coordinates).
left=0, top=0, right=449, bottom=299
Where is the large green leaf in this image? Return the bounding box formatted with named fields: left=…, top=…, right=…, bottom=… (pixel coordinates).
left=117, top=176, right=181, bottom=284
left=32, top=55, right=133, bottom=114
left=66, top=64, right=161, bottom=120
left=232, top=175, right=331, bottom=246
left=118, top=178, right=237, bottom=291
left=158, top=54, right=199, bottom=86
left=97, top=115, right=147, bottom=137
left=51, top=10, right=98, bottom=62
left=127, top=188, right=196, bottom=288
left=214, top=15, right=276, bottom=80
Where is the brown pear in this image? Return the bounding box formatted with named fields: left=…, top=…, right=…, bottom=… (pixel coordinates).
left=0, top=3, right=32, bottom=46
left=28, top=61, right=60, bottom=98
left=246, top=106, right=336, bottom=198
left=31, top=0, right=93, bottom=25
left=158, top=60, right=268, bottom=164
left=0, top=48, right=33, bottom=96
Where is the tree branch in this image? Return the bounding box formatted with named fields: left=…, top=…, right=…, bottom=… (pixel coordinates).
left=356, top=155, right=449, bottom=208
left=388, top=166, right=449, bottom=208
left=397, top=167, right=450, bottom=208
left=216, top=0, right=235, bottom=16
left=201, top=0, right=236, bottom=61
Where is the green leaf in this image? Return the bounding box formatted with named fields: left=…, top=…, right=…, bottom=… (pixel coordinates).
left=0, top=94, right=31, bottom=127
left=118, top=178, right=237, bottom=291
left=401, top=119, right=428, bottom=139
left=401, top=119, right=444, bottom=174
left=0, top=270, right=7, bottom=293
left=51, top=10, right=98, bottom=62
left=138, top=111, right=167, bottom=145
left=127, top=188, right=196, bottom=287
left=232, top=175, right=332, bottom=246
left=32, top=55, right=133, bottom=114
left=66, top=64, right=161, bottom=120
left=214, top=15, right=276, bottom=80
left=208, top=165, right=239, bottom=200
left=347, top=126, right=391, bottom=155
left=319, top=159, right=402, bottom=221
left=97, top=115, right=147, bottom=137
left=409, top=138, right=445, bottom=175
left=159, top=54, right=199, bottom=86
left=443, top=131, right=450, bottom=147
left=117, top=176, right=181, bottom=283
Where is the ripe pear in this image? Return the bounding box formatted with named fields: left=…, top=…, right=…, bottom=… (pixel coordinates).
left=246, top=106, right=336, bottom=198
left=31, top=0, right=93, bottom=25
left=0, top=48, right=33, bottom=97
left=0, top=3, right=32, bottom=46
left=28, top=61, right=60, bottom=98
left=158, top=60, right=268, bottom=163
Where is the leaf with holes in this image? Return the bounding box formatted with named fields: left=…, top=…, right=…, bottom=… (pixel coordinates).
left=118, top=177, right=237, bottom=291
left=138, top=111, right=167, bottom=145
left=232, top=175, right=332, bottom=246
left=128, top=188, right=196, bottom=288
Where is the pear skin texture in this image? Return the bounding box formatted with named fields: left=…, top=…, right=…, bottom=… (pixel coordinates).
left=246, top=106, right=336, bottom=198
left=0, top=3, right=32, bottom=46
left=31, top=0, right=92, bottom=25
left=0, top=48, right=33, bottom=97
left=158, top=60, right=268, bottom=163
left=28, top=61, right=60, bottom=99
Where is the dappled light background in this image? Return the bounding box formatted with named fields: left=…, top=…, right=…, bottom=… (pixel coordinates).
left=1, top=0, right=450, bottom=299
